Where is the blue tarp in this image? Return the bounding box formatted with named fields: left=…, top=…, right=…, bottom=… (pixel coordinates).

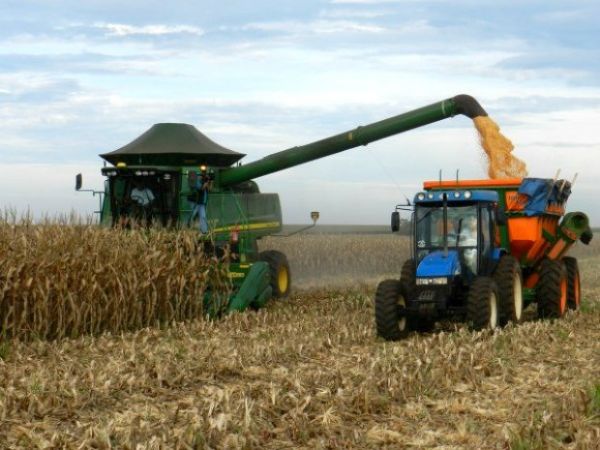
left=517, top=178, right=571, bottom=216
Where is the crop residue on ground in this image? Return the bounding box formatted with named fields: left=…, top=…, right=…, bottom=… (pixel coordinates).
left=0, top=233, right=598, bottom=448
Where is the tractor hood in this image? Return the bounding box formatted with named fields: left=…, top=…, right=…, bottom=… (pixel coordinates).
left=416, top=251, right=461, bottom=278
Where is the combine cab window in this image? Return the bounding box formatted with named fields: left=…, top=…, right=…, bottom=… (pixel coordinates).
left=109, top=172, right=179, bottom=227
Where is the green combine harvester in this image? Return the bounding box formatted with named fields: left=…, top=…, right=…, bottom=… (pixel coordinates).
left=77, top=94, right=590, bottom=317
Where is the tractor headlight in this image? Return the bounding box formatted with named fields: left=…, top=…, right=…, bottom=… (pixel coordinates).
left=464, top=191, right=472, bottom=199
left=416, top=277, right=448, bottom=286
left=453, top=191, right=461, bottom=198
left=417, top=192, right=426, bottom=201
left=427, top=193, right=434, bottom=199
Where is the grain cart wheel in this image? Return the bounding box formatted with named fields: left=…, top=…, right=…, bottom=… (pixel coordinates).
left=537, top=259, right=568, bottom=319
left=258, top=250, right=291, bottom=298
left=562, top=257, right=581, bottom=310
left=375, top=280, right=409, bottom=341
left=493, top=255, right=524, bottom=326
left=466, top=277, right=500, bottom=331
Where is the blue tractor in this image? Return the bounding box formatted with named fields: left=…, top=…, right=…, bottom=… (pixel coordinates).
left=375, top=178, right=591, bottom=340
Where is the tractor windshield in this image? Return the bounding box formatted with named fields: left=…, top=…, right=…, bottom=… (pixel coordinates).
left=415, top=203, right=479, bottom=274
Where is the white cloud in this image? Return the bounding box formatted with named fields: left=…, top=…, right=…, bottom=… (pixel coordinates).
left=239, top=19, right=386, bottom=34
left=94, top=22, right=204, bottom=37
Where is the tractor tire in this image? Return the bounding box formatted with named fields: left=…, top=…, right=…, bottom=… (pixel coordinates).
left=493, top=255, right=524, bottom=326
left=399, top=259, right=416, bottom=293
left=466, top=277, right=500, bottom=331
left=537, top=259, right=568, bottom=319
left=563, top=257, right=581, bottom=310
left=375, top=279, right=409, bottom=341
left=399, top=259, right=435, bottom=332
left=258, top=250, right=291, bottom=298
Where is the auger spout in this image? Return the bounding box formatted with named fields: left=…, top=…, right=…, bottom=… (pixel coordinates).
left=219, top=94, right=488, bottom=187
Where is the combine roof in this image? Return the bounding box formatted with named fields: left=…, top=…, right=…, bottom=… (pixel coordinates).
left=100, top=123, right=246, bottom=167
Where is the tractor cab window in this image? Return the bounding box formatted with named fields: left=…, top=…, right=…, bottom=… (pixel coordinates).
left=415, top=203, right=479, bottom=275
left=108, top=171, right=179, bottom=227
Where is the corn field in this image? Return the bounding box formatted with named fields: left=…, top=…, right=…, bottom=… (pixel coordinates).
left=0, top=219, right=228, bottom=340
left=0, top=222, right=598, bottom=448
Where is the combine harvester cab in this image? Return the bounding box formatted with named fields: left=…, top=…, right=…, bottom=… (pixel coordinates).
left=376, top=178, right=593, bottom=341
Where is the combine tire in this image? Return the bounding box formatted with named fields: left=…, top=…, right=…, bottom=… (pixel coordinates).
left=258, top=250, right=291, bottom=298
left=375, top=280, right=409, bottom=341
left=537, top=259, right=568, bottom=318
left=466, top=277, right=500, bottom=330
left=563, top=257, right=581, bottom=310
left=493, top=255, right=524, bottom=326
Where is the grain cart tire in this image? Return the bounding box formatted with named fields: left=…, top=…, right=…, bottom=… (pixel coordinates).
left=375, top=279, right=409, bottom=341
left=258, top=250, right=291, bottom=298
left=537, top=259, right=568, bottom=319
left=493, top=255, right=524, bottom=326
left=466, top=277, right=500, bottom=331
left=562, top=257, right=581, bottom=310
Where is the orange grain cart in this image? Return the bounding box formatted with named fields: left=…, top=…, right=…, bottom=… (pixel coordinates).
left=424, top=178, right=591, bottom=312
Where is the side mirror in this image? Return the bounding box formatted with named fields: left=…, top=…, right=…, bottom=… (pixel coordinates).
left=75, top=173, right=83, bottom=191
left=311, top=211, right=320, bottom=224
left=391, top=211, right=400, bottom=232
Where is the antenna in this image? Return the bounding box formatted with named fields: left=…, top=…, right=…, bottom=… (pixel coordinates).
left=439, top=169, right=442, bottom=185
left=571, top=172, right=578, bottom=187
left=456, top=169, right=459, bottom=184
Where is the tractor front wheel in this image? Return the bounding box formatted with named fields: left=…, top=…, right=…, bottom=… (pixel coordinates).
left=563, top=256, right=581, bottom=310
left=375, top=279, right=409, bottom=341
left=493, top=255, right=524, bottom=326
left=466, top=277, right=500, bottom=331
left=537, top=259, right=568, bottom=319
left=258, top=250, right=291, bottom=298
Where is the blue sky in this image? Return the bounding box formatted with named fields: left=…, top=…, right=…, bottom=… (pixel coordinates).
left=1, top=0, right=599, bottom=224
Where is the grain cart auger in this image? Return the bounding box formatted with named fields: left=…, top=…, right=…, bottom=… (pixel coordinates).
left=77, top=94, right=495, bottom=315
left=376, top=178, right=593, bottom=340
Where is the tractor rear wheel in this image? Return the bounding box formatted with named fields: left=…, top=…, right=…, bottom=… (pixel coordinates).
left=466, top=277, right=500, bottom=331
left=563, top=257, right=581, bottom=310
left=375, top=279, right=409, bottom=341
left=537, top=259, right=568, bottom=318
left=493, top=255, right=524, bottom=326
left=258, top=250, right=291, bottom=298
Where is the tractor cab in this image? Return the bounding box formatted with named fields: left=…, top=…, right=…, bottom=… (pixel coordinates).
left=413, top=190, right=500, bottom=283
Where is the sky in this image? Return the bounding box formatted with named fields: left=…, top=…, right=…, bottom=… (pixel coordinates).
left=1, top=0, right=599, bottom=225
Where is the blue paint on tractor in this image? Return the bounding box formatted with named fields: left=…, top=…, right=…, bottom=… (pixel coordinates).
left=416, top=250, right=461, bottom=278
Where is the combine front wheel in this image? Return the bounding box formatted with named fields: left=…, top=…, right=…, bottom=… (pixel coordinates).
left=537, top=259, right=568, bottom=318
left=375, top=280, right=409, bottom=341
left=258, top=250, right=291, bottom=298
left=493, top=255, right=524, bottom=326
left=467, top=277, right=500, bottom=331
left=562, top=257, right=581, bottom=310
